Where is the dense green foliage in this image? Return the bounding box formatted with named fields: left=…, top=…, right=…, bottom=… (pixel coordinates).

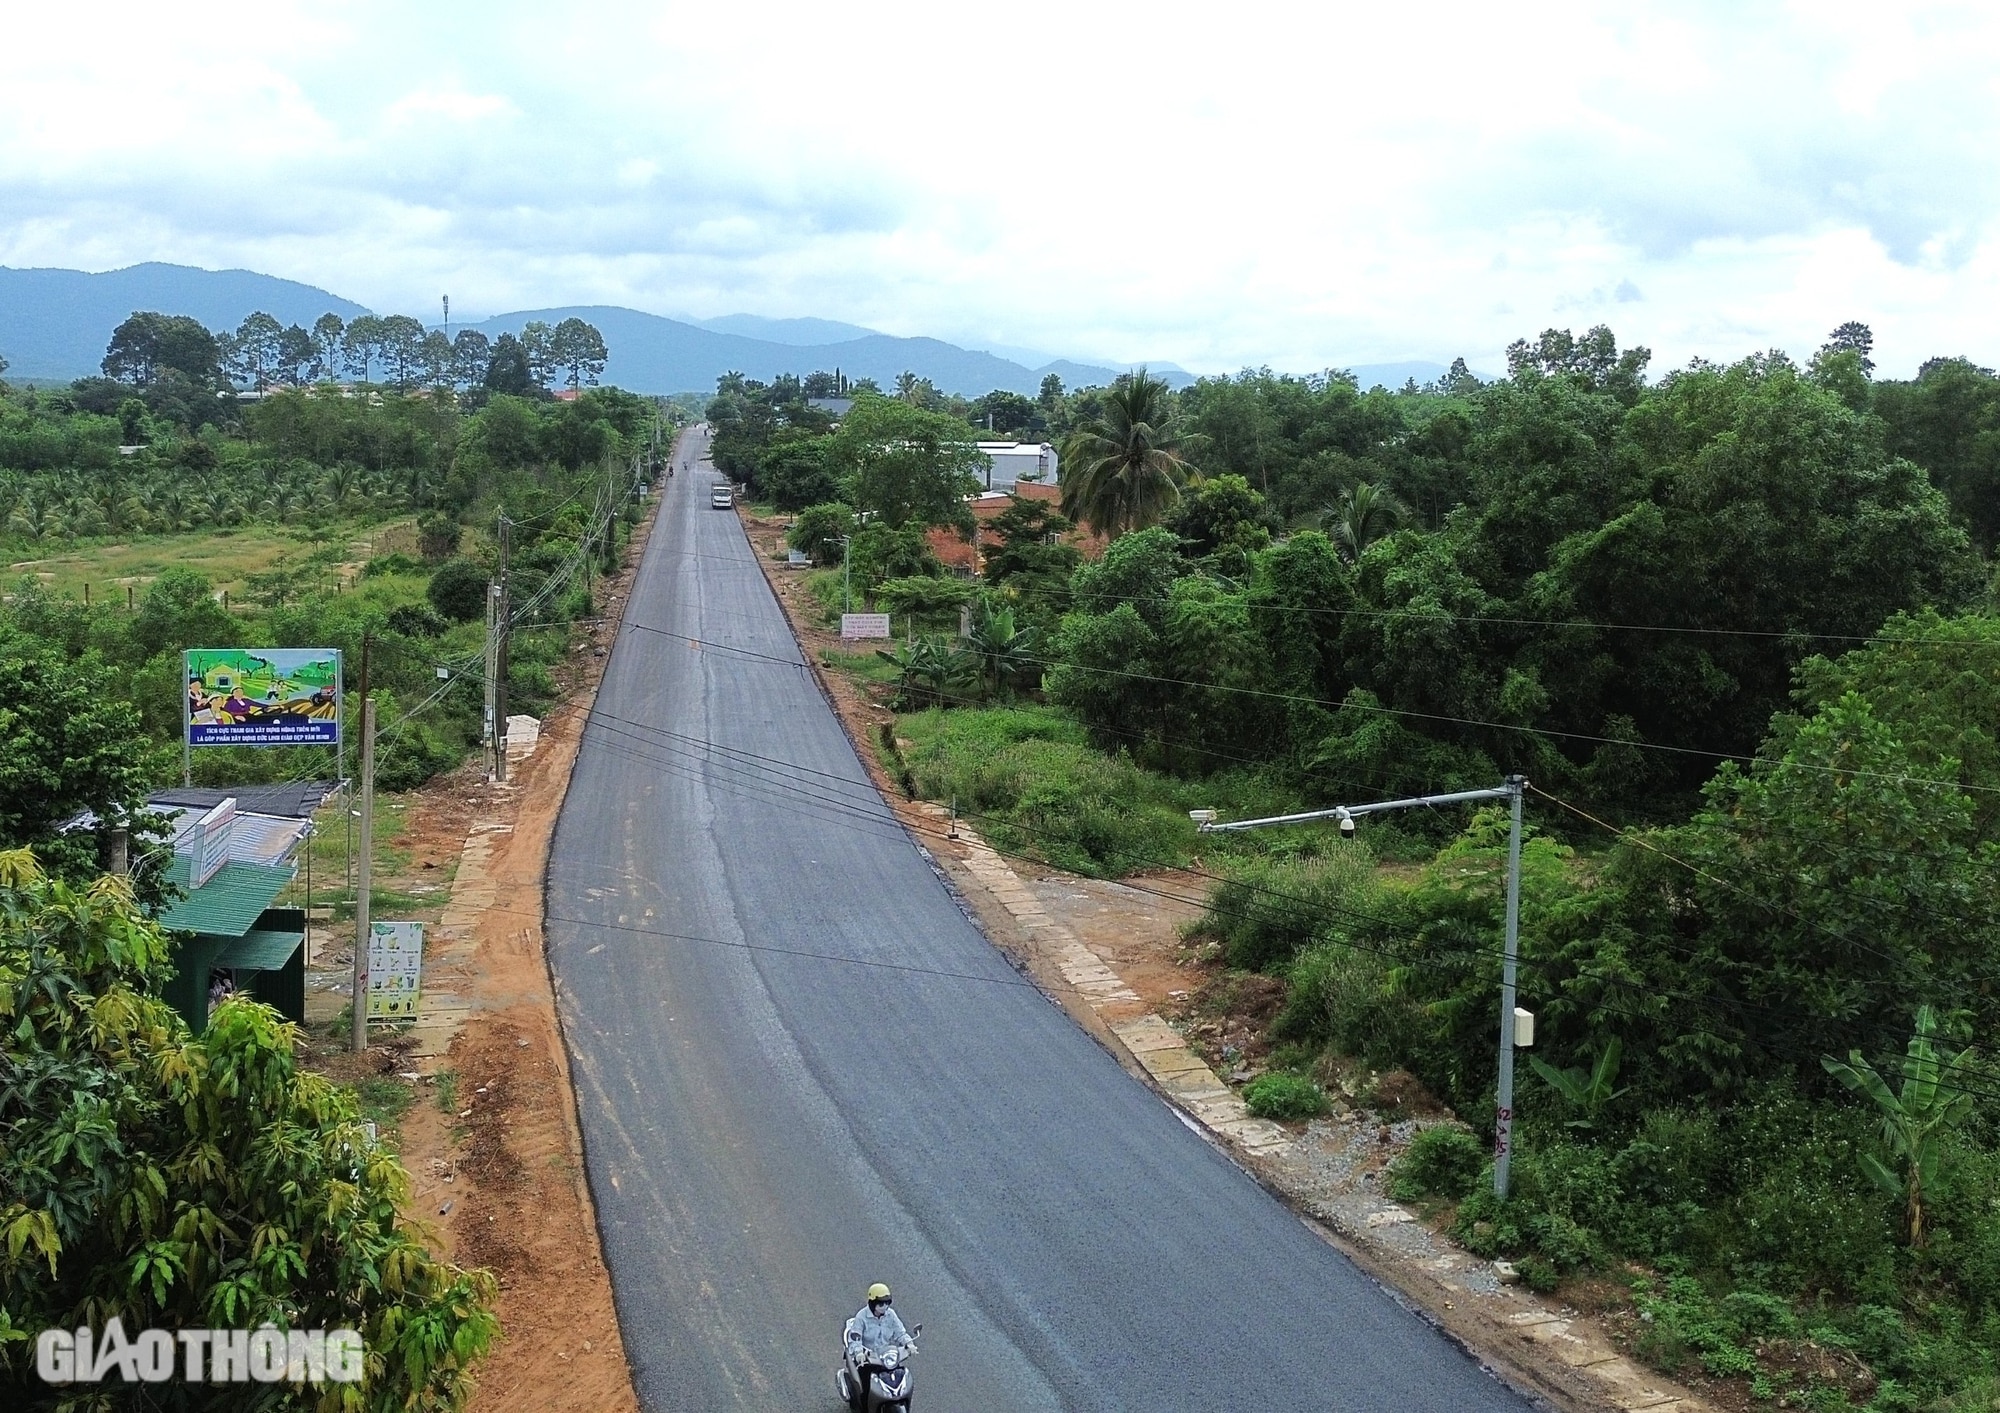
left=0, top=851, right=499, bottom=1408
left=0, top=356, right=668, bottom=887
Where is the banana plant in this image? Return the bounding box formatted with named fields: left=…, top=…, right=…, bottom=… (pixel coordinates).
left=962, top=600, right=1042, bottom=700
left=1822, top=1006, right=1978, bottom=1249
left=1529, top=1037, right=1629, bottom=1129
left=876, top=635, right=975, bottom=709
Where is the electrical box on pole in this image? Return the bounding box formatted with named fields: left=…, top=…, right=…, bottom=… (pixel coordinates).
left=1513, top=1007, right=1535, bottom=1048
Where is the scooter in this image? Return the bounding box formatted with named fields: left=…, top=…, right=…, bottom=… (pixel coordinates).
left=836, top=1322, right=921, bottom=1411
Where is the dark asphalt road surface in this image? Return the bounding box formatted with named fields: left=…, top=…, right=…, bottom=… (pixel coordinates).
left=546, top=430, right=1534, bottom=1411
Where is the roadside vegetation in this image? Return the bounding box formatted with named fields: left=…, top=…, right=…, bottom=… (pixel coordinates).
left=728, top=326, right=2000, bottom=1410
left=0, top=312, right=668, bottom=1400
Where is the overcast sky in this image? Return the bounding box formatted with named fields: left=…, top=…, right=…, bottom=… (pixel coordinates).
left=4, top=1, right=1998, bottom=377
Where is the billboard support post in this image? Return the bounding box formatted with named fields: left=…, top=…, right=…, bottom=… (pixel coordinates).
left=351, top=698, right=374, bottom=1053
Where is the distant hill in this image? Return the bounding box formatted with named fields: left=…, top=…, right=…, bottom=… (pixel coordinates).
left=0, top=262, right=1465, bottom=396
left=684, top=313, right=879, bottom=346
left=462, top=306, right=1171, bottom=397
left=0, top=263, right=369, bottom=381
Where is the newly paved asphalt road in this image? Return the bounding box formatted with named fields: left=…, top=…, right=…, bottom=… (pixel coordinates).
left=546, top=429, right=1533, bottom=1411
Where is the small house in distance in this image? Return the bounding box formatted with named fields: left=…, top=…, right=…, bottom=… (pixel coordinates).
left=976, top=441, right=1058, bottom=492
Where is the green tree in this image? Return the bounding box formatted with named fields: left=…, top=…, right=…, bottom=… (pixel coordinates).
left=309, top=312, right=347, bottom=381
left=482, top=335, right=533, bottom=398
left=828, top=395, right=985, bottom=530
left=379, top=315, right=427, bottom=389
left=101, top=314, right=223, bottom=390
left=551, top=318, right=609, bottom=391
left=788, top=502, right=855, bottom=566
left=758, top=435, right=840, bottom=511
left=962, top=599, right=1043, bottom=699
left=1163, top=472, right=1271, bottom=571
left=0, top=647, right=160, bottom=882
left=227, top=311, right=284, bottom=391
left=520, top=322, right=558, bottom=391
left=131, top=568, right=238, bottom=661
left=1059, top=369, right=1195, bottom=538
left=427, top=557, right=489, bottom=622
left=342, top=315, right=388, bottom=383
left=450, top=330, right=491, bottom=390
left=0, top=850, right=499, bottom=1405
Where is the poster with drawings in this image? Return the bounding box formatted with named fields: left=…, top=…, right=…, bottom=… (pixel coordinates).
left=366, top=921, right=423, bottom=1021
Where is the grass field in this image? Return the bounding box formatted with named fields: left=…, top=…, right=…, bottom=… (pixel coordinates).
left=2, top=517, right=419, bottom=602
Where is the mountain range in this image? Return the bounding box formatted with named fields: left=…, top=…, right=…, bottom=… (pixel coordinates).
left=0, top=262, right=1463, bottom=395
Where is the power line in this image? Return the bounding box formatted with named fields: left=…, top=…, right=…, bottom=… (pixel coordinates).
left=556, top=705, right=2000, bottom=1109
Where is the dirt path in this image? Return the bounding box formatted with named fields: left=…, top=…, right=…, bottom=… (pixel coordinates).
left=301, top=475, right=671, bottom=1412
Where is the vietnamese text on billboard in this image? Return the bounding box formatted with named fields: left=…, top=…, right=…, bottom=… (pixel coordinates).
left=185, top=648, right=342, bottom=747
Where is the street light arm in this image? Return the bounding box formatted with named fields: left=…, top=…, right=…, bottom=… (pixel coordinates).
left=1196, top=784, right=1515, bottom=833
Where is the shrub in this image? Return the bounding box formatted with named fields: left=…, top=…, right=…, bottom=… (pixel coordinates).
left=375, top=719, right=461, bottom=791
left=1276, top=939, right=1426, bottom=1066
left=385, top=601, right=449, bottom=637
left=1196, top=848, right=1381, bottom=971
left=789, top=502, right=855, bottom=565
left=362, top=551, right=423, bottom=578
left=876, top=575, right=975, bottom=621
left=1391, top=1124, right=1487, bottom=1201
left=1244, top=1072, right=1331, bottom=1121
left=417, top=509, right=462, bottom=561
left=427, top=556, right=488, bottom=621
left=898, top=706, right=1200, bottom=875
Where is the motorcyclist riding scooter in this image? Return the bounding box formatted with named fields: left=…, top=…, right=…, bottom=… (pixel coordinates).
left=838, top=1283, right=921, bottom=1411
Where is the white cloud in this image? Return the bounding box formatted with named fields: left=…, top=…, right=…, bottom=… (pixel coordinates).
left=2, top=0, right=1998, bottom=376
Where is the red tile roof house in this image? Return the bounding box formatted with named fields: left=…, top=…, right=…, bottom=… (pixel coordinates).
left=925, top=481, right=1108, bottom=578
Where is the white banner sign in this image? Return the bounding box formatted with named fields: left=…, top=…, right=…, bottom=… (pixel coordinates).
left=840, top=613, right=892, bottom=640
left=366, top=921, right=423, bottom=1021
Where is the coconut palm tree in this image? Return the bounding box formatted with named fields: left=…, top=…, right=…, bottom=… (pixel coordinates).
left=8, top=495, right=53, bottom=543
left=1058, top=369, right=1194, bottom=539
left=1323, top=480, right=1408, bottom=563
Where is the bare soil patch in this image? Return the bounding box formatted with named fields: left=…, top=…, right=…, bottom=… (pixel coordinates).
left=292, top=481, right=663, bottom=1412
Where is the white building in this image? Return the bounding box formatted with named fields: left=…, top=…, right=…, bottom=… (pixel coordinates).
left=976, top=441, right=1058, bottom=491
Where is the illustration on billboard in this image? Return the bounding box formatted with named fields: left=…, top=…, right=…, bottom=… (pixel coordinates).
left=185, top=648, right=342, bottom=747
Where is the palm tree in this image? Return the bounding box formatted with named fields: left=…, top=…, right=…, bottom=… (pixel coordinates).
left=1058, top=369, right=1194, bottom=539
left=894, top=371, right=922, bottom=404
left=8, top=495, right=52, bottom=543
left=1323, top=480, right=1408, bottom=563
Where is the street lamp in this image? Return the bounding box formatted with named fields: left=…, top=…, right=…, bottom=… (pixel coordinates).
left=1199, top=777, right=1530, bottom=1198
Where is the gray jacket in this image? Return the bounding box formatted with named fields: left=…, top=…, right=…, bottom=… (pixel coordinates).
left=846, top=1305, right=911, bottom=1360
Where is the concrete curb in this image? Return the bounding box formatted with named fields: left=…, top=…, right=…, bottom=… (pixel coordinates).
left=931, top=807, right=1714, bottom=1413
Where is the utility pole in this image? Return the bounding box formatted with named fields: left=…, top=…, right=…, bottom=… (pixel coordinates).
left=351, top=635, right=374, bottom=1053
left=494, top=514, right=511, bottom=782
left=839, top=534, right=853, bottom=613
left=1199, top=776, right=1530, bottom=1198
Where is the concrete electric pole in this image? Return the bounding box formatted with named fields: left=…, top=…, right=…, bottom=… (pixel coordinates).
left=1198, top=776, right=1531, bottom=1198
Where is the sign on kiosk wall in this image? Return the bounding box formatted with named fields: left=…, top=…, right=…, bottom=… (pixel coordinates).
left=184, top=648, right=342, bottom=747
left=366, top=921, right=423, bottom=1021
